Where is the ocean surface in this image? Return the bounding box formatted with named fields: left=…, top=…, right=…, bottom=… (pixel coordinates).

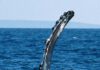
left=0, top=28, right=100, bottom=70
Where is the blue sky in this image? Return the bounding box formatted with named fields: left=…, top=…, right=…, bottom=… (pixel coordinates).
left=0, top=0, right=100, bottom=28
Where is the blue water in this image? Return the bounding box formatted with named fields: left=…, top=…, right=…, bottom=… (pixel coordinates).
left=0, top=29, right=100, bottom=70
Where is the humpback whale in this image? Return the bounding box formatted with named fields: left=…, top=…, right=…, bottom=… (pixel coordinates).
left=39, top=11, right=74, bottom=70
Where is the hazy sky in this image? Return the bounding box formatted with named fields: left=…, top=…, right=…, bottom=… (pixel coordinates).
left=0, top=0, right=100, bottom=27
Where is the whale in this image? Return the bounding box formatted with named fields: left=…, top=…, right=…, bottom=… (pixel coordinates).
left=39, top=11, right=75, bottom=70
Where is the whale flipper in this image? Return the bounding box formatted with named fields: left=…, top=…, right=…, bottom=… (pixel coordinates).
left=39, top=11, right=74, bottom=70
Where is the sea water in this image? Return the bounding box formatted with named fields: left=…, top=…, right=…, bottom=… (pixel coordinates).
left=0, top=29, right=100, bottom=70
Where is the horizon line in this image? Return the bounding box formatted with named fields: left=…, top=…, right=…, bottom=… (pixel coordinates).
left=0, top=20, right=100, bottom=28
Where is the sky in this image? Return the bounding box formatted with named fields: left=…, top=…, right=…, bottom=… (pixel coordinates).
left=0, top=0, right=100, bottom=28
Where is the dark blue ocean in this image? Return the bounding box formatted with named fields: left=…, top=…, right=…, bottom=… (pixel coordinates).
left=0, top=29, right=100, bottom=70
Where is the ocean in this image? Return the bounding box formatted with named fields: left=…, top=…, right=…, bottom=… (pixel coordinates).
left=0, top=28, right=100, bottom=70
